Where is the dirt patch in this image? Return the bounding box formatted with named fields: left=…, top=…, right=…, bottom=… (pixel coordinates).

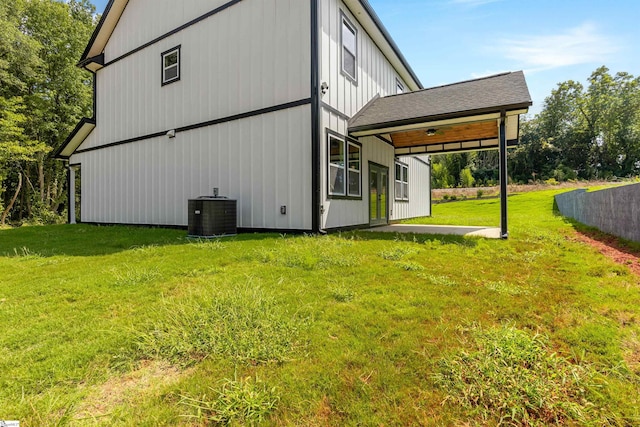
left=74, top=360, right=187, bottom=421
left=572, top=231, right=640, bottom=277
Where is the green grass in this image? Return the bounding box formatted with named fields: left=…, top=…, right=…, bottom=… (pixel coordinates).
left=1, top=189, right=639, bottom=425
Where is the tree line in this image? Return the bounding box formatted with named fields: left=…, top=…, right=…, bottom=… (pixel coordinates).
left=432, top=66, right=640, bottom=189
left=0, top=0, right=95, bottom=225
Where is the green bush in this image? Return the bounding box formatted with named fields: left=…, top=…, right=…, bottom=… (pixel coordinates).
left=460, top=168, right=475, bottom=188
left=476, top=189, right=484, bottom=198
left=26, top=201, right=65, bottom=225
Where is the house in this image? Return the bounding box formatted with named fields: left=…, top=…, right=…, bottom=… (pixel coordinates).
left=56, top=0, right=531, bottom=234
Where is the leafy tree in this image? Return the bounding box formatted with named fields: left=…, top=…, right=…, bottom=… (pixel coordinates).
left=431, top=161, right=452, bottom=189
left=511, top=67, right=640, bottom=183
left=460, top=168, right=475, bottom=188
left=0, top=0, right=95, bottom=224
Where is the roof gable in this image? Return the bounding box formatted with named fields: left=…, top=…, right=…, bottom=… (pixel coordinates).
left=80, top=0, right=129, bottom=63
left=80, top=0, right=423, bottom=91
left=349, top=71, right=532, bottom=132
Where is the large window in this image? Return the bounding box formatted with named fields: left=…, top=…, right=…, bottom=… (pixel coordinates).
left=161, top=46, right=181, bottom=86
left=341, top=14, right=357, bottom=83
left=395, top=161, right=409, bottom=201
left=328, top=132, right=361, bottom=198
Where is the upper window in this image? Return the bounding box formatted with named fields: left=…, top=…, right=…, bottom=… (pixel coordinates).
left=162, top=46, right=181, bottom=86
left=341, top=14, right=357, bottom=83
left=395, top=161, right=409, bottom=201
left=396, top=78, right=404, bottom=94
left=328, top=132, right=361, bottom=198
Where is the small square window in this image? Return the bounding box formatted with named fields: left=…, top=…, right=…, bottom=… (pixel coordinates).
left=161, top=46, right=181, bottom=86
left=396, top=78, right=404, bottom=94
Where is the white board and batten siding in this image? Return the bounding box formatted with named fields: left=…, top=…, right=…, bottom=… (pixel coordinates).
left=319, top=0, right=410, bottom=118
left=392, top=156, right=431, bottom=221
left=319, top=0, right=430, bottom=229
left=71, top=0, right=313, bottom=229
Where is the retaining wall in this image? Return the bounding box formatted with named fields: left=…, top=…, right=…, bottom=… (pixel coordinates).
left=554, top=183, right=640, bottom=243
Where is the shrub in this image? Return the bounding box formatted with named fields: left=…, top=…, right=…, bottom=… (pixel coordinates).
left=442, top=194, right=450, bottom=201
left=27, top=201, right=65, bottom=225
left=476, top=189, right=484, bottom=198
left=460, top=168, right=475, bottom=188
left=544, top=177, right=559, bottom=186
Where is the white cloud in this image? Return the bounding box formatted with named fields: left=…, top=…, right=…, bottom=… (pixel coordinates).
left=498, top=22, right=619, bottom=72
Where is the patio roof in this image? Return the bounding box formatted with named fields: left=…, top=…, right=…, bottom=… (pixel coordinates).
left=348, top=71, right=532, bottom=155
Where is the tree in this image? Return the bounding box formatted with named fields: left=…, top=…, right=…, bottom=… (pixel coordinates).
left=511, top=67, right=640, bottom=183
left=460, top=168, right=475, bottom=188
left=0, top=0, right=96, bottom=224
left=0, top=97, right=49, bottom=224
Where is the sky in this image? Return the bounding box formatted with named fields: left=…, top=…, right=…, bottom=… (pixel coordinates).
left=90, top=0, right=640, bottom=115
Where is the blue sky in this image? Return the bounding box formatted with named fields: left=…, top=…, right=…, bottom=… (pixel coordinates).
left=90, top=0, right=639, bottom=115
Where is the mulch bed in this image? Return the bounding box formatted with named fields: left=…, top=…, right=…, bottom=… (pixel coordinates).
left=572, top=230, right=640, bottom=277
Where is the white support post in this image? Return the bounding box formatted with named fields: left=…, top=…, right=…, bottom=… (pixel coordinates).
left=69, top=166, right=76, bottom=224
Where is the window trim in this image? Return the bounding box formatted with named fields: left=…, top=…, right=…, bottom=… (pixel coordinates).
left=327, top=129, right=362, bottom=200
left=395, top=160, right=409, bottom=202
left=161, top=45, right=181, bottom=86
left=340, top=11, right=358, bottom=85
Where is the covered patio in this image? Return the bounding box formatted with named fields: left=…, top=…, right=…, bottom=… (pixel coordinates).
left=366, top=224, right=501, bottom=238
left=349, top=71, right=532, bottom=238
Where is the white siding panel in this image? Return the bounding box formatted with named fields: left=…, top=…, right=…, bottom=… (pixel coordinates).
left=320, top=110, right=431, bottom=228
left=392, top=156, right=432, bottom=220
left=89, top=0, right=310, bottom=150
left=70, top=105, right=312, bottom=230
left=105, top=0, right=230, bottom=61
left=321, top=109, right=396, bottom=229
left=320, top=0, right=410, bottom=119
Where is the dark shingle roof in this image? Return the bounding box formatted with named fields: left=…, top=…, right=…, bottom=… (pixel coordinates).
left=349, top=71, right=532, bottom=133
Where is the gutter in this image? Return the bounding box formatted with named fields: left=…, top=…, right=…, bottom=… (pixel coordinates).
left=310, top=0, right=322, bottom=233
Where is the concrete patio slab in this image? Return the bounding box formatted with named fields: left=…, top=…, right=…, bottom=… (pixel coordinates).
left=365, top=224, right=501, bottom=239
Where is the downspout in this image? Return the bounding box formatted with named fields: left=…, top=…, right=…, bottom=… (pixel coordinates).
left=310, top=0, right=323, bottom=233
left=499, top=111, right=508, bottom=239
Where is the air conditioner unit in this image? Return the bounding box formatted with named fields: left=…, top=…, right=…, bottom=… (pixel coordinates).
left=188, top=196, right=237, bottom=237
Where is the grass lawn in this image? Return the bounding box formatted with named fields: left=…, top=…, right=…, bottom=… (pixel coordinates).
left=1, top=189, right=639, bottom=426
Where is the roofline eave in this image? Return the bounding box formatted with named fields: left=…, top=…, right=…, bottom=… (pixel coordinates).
left=349, top=102, right=532, bottom=136
left=54, top=118, right=96, bottom=160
